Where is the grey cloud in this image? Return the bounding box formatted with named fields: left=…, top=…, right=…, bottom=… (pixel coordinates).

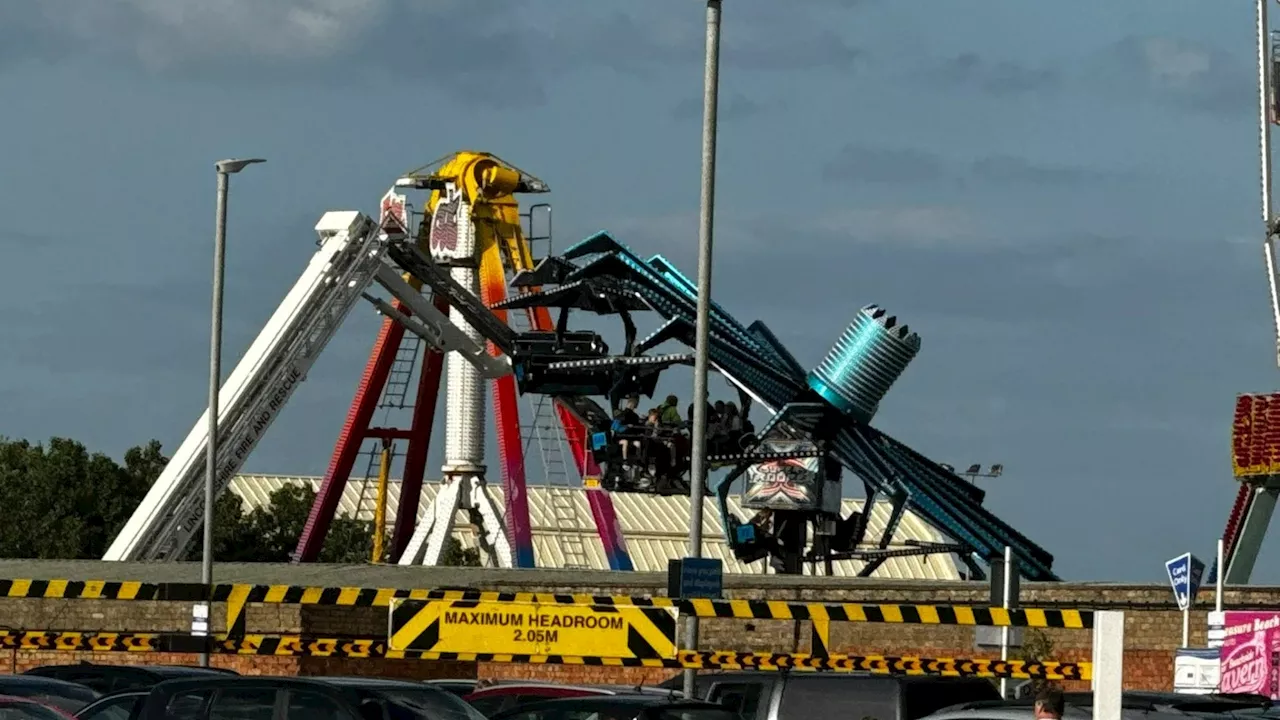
left=821, top=144, right=1125, bottom=189
left=821, top=146, right=948, bottom=185
left=1091, top=35, right=1253, bottom=116
left=0, top=0, right=868, bottom=102
left=924, top=53, right=1060, bottom=97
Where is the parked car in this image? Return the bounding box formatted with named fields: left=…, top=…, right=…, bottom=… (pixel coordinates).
left=315, top=677, right=488, bottom=720
left=465, top=682, right=677, bottom=717
left=0, top=677, right=101, bottom=714
left=490, top=695, right=735, bottom=720
left=933, top=692, right=1277, bottom=720
left=72, top=690, right=147, bottom=720
left=25, top=664, right=237, bottom=695
left=0, top=695, right=78, bottom=720
left=661, top=671, right=1001, bottom=720
left=101, top=675, right=491, bottom=720
left=423, top=682, right=479, bottom=699
left=922, top=697, right=1230, bottom=720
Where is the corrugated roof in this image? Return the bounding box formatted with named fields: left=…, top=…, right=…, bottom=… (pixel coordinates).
left=230, top=474, right=960, bottom=580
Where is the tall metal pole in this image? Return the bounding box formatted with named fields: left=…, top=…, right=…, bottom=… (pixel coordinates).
left=201, top=169, right=229, bottom=668
left=1256, top=0, right=1280, bottom=366
left=998, top=545, right=1012, bottom=699
left=202, top=158, right=264, bottom=667
left=1216, top=537, right=1225, bottom=613
left=683, top=0, right=722, bottom=699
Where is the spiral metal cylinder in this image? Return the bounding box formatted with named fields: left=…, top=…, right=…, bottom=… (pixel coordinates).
left=807, top=304, right=921, bottom=424
left=438, top=200, right=486, bottom=473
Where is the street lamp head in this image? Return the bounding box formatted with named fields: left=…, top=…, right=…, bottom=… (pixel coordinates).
left=215, top=158, right=266, bottom=174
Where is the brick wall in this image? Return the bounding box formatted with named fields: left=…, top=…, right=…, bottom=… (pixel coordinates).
left=0, top=565, right=1267, bottom=691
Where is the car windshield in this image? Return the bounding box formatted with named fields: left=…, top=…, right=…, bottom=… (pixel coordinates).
left=0, top=700, right=69, bottom=720
left=0, top=682, right=100, bottom=713
left=356, top=688, right=489, bottom=720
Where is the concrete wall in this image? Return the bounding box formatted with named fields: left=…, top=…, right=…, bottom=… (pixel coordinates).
left=0, top=561, right=1270, bottom=690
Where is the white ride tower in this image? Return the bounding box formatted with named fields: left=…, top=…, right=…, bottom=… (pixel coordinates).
left=395, top=182, right=512, bottom=568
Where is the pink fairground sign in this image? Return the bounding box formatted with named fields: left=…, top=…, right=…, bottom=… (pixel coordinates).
left=1220, top=611, right=1280, bottom=697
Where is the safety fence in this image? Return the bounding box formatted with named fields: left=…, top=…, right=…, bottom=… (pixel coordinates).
left=0, top=579, right=1094, bottom=680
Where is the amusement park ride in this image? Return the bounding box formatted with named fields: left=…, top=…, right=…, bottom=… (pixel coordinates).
left=1217, top=1, right=1280, bottom=585
left=104, top=151, right=1058, bottom=581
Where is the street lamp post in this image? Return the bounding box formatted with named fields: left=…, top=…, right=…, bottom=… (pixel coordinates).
left=684, top=0, right=722, bottom=698
left=939, top=463, right=1004, bottom=485
left=202, top=158, right=265, bottom=667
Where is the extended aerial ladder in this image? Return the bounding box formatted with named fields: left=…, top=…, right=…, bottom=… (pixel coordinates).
left=104, top=211, right=507, bottom=561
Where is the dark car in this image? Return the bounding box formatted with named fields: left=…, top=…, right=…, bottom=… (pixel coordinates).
left=25, top=664, right=238, bottom=695
left=465, top=683, right=678, bottom=718
left=661, top=670, right=1001, bottom=720
left=314, top=677, right=489, bottom=720
left=104, top=676, right=490, bottom=720
left=423, top=682, right=479, bottom=700
left=0, top=695, right=79, bottom=720
left=491, top=695, right=736, bottom=720
left=73, top=690, right=147, bottom=720
left=0, top=677, right=102, bottom=714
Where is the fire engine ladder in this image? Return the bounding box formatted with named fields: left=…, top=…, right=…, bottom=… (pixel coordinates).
left=104, top=212, right=390, bottom=561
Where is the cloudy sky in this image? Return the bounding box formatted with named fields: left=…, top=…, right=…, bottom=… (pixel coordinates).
left=0, top=0, right=1273, bottom=582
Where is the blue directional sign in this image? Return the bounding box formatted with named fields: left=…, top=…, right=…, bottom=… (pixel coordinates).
left=1165, top=553, right=1206, bottom=611
left=667, top=558, right=723, bottom=599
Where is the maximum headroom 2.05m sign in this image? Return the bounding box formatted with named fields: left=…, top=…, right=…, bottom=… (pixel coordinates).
left=387, top=598, right=678, bottom=659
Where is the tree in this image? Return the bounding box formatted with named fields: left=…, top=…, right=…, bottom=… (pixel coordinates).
left=200, top=484, right=377, bottom=563
left=441, top=537, right=482, bottom=567
left=0, top=436, right=379, bottom=563
left=1016, top=628, right=1058, bottom=697
left=0, top=437, right=154, bottom=559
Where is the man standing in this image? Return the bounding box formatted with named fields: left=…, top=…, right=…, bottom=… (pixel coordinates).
left=1033, top=687, right=1064, bottom=720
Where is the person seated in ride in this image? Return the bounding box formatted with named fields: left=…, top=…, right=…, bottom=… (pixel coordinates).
left=612, top=395, right=642, bottom=460
left=709, top=400, right=729, bottom=453
left=721, top=401, right=744, bottom=447
left=659, top=394, right=683, bottom=427
left=643, top=408, right=673, bottom=476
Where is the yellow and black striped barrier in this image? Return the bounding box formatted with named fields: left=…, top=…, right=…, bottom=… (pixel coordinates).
left=386, top=597, right=679, bottom=659
left=0, top=579, right=1094, bottom=637
left=0, top=631, right=1089, bottom=680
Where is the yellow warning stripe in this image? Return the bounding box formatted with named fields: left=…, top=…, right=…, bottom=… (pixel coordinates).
left=0, top=631, right=1088, bottom=680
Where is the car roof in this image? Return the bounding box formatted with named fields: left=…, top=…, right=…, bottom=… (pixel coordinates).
left=315, top=677, right=447, bottom=689
left=494, top=696, right=713, bottom=716
left=0, top=677, right=96, bottom=689
left=150, top=677, right=348, bottom=693
left=469, top=683, right=614, bottom=695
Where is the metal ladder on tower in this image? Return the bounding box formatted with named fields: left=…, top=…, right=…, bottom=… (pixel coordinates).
left=522, top=393, right=591, bottom=569
left=354, top=328, right=424, bottom=523
left=510, top=203, right=589, bottom=568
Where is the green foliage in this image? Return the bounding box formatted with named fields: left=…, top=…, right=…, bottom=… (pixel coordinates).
left=1016, top=628, right=1058, bottom=696
left=441, top=536, right=482, bottom=567
left=0, top=437, right=377, bottom=563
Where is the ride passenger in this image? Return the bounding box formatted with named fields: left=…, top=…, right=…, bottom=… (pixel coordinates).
left=613, top=395, right=641, bottom=460
left=644, top=408, right=672, bottom=476
left=659, top=395, right=683, bottom=426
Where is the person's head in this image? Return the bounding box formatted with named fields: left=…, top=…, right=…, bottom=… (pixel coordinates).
left=724, top=402, right=739, bottom=417
left=647, top=409, right=660, bottom=424
left=1033, top=686, right=1064, bottom=720
left=665, top=394, right=678, bottom=407
left=714, top=400, right=726, bottom=412
left=625, top=394, right=639, bottom=409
